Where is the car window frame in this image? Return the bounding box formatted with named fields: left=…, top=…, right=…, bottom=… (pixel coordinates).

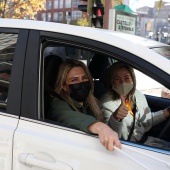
left=20, top=30, right=170, bottom=155
left=21, top=29, right=170, bottom=119
left=20, top=30, right=41, bottom=120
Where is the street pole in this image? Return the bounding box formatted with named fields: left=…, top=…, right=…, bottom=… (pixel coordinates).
left=158, top=27, right=162, bottom=42
left=87, top=0, right=94, bottom=27
left=88, top=15, right=92, bottom=27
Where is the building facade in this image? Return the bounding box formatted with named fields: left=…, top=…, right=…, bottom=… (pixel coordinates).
left=136, top=1, right=170, bottom=44
left=37, top=0, right=83, bottom=25
left=37, top=0, right=115, bottom=29
left=136, top=6, right=154, bottom=37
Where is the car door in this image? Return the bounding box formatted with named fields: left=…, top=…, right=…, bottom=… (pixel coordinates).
left=13, top=30, right=170, bottom=170
left=0, top=28, right=28, bottom=169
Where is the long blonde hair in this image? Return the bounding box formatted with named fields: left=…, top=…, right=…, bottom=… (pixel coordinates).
left=54, top=59, right=103, bottom=121
left=105, top=62, right=136, bottom=103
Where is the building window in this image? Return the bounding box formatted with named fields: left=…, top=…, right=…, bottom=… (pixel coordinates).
left=54, top=0, right=58, bottom=9
left=59, top=0, right=63, bottom=8
left=47, top=13, right=51, bottom=21
left=47, top=1, right=52, bottom=10
left=53, top=12, right=58, bottom=21
left=59, top=12, right=63, bottom=21
left=72, top=0, right=81, bottom=8
left=72, top=11, right=82, bottom=20
left=41, top=13, right=46, bottom=21
left=65, top=0, right=71, bottom=8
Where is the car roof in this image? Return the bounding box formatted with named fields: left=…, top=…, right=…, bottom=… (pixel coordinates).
left=0, top=18, right=170, bottom=74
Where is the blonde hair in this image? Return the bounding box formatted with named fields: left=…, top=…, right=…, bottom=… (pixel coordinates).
left=54, top=59, right=103, bottom=121
left=105, top=62, right=136, bottom=103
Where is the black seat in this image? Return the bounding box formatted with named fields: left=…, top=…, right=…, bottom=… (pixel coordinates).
left=88, top=53, right=109, bottom=99
left=44, top=55, right=63, bottom=118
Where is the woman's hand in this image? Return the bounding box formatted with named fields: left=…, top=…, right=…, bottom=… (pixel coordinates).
left=113, top=95, right=128, bottom=121
left=163, top=106, right=170, bottom=118
left=88, top=122, right=121, bottom=151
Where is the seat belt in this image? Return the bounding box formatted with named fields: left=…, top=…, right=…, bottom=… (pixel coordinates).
left=127, top=102, right=136, bottom=141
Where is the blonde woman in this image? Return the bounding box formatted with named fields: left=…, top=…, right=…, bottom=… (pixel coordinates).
left=100, top=62, right=170, bottom=149
left=49, top=59, right=121, bottom=151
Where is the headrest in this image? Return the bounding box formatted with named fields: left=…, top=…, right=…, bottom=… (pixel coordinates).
left=44, top=55, right=63, bottom=94
left=88, top=53, right=108, bottom=81
left=43, top=46, right=66, bottom=61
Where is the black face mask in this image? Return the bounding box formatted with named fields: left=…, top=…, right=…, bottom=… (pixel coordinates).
left=68, top=81, right=91, bottom=102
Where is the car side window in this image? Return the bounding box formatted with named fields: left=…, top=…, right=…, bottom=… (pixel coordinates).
left=135, top=69, right=170, bottom=99
left=40, top=40, right=170, bottom=152
left=0, top=33, right=18, bottom=112
left=42, top=42, right=115, bottom=121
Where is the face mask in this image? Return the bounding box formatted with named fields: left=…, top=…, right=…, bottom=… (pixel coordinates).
left=112, top=82, right=133, bottom=96
left=68, top=81, right=91, bottom=102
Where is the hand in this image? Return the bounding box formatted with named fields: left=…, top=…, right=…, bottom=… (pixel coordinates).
left=163, top=106, right=170, bottom=118
left=88, top=122, right=121, bottom=151
left=113, top=95, right=128, bottom=121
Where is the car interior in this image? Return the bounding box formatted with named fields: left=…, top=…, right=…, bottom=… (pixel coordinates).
left=44, top=54, right=63, bottom=118
left=42, top=44, right=170, bottom=150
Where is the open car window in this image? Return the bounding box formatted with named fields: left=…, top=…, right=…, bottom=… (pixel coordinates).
left=40, top=40, right=170, bottom=153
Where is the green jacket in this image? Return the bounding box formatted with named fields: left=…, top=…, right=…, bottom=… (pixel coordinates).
left=48, top=97, right=98, bottom=133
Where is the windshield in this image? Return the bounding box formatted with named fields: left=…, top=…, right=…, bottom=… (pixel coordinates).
left=151, top=46, right=170, bottom=60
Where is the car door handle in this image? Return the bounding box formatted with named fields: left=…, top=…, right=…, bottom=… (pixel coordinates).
left=18, top=153, right=72, bottom=170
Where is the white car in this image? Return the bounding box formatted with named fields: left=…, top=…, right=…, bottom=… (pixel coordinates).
left=0, top=18, right=170, bottom=170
